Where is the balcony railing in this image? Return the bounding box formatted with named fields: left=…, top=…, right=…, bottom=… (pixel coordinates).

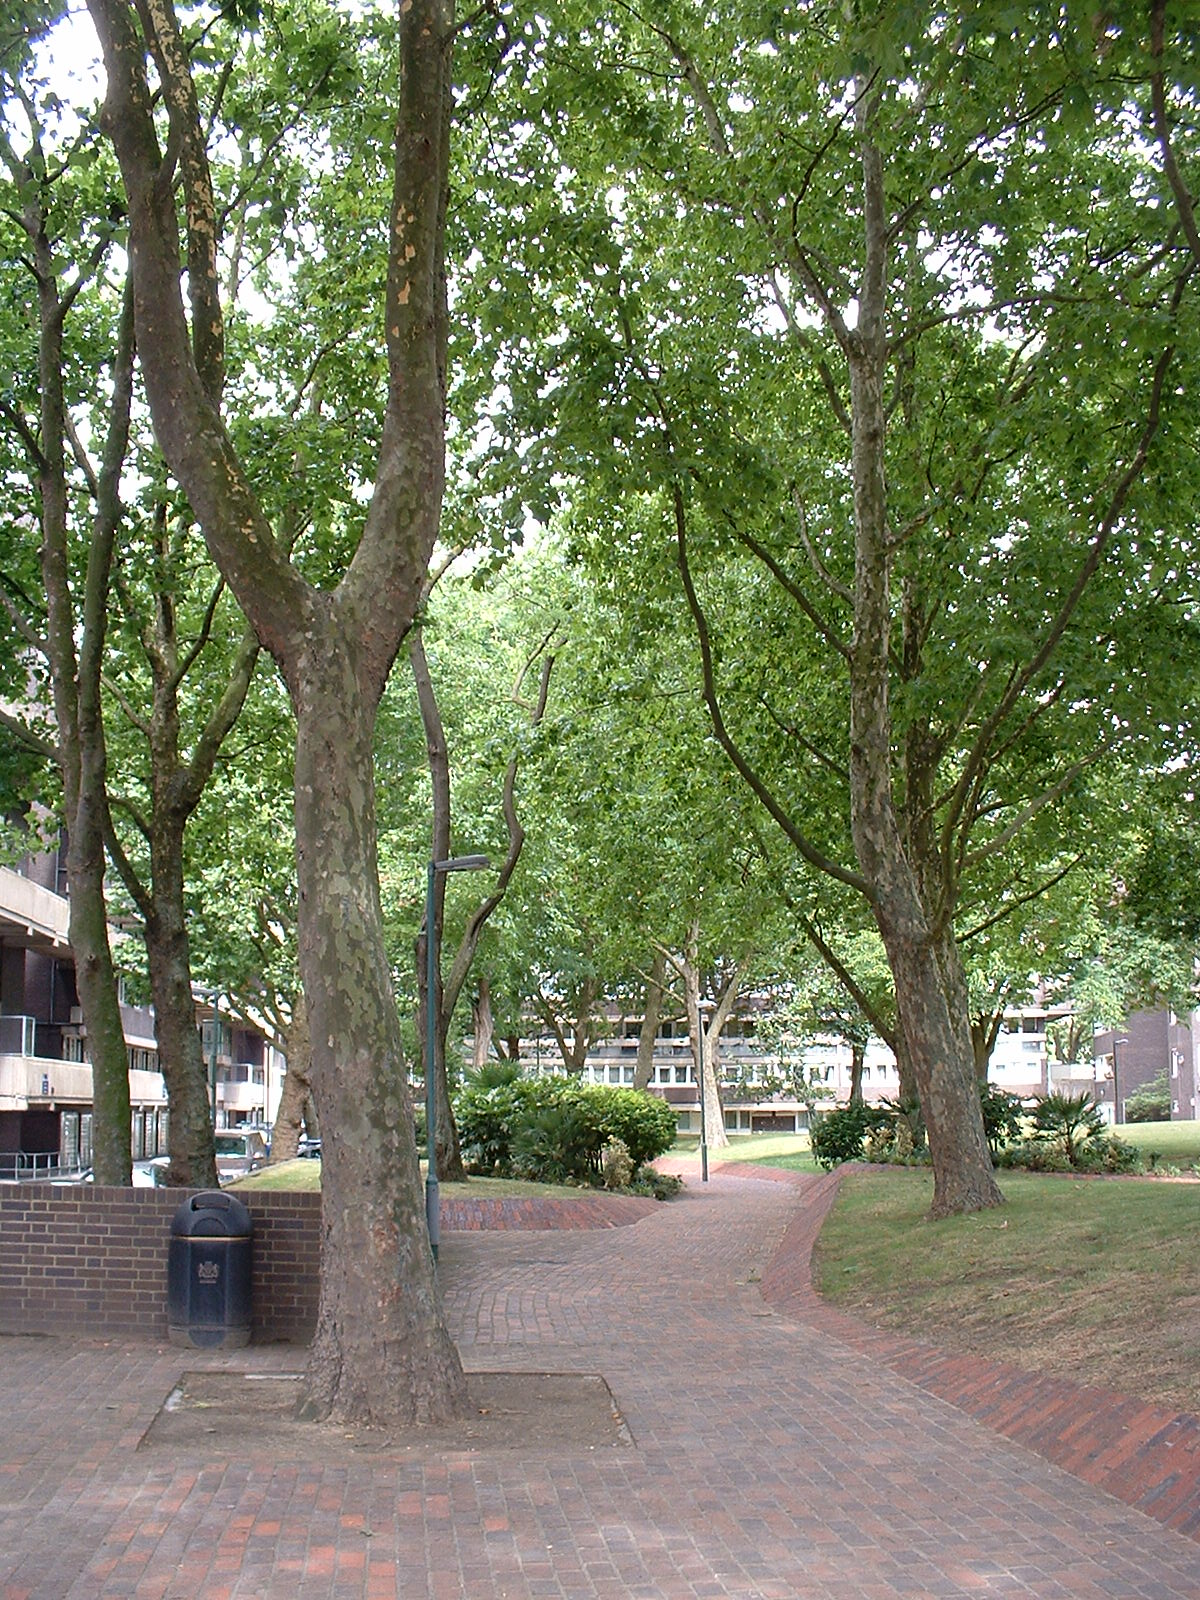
left=0, top=1014, right=37, bottom=1056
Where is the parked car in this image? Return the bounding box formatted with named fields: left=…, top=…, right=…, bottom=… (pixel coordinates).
left=297, top=1136, right=322, bottom=1160
left=214, top=1128, right=268, bottom=1180
left=132, top=1157, right=170, bottom=1187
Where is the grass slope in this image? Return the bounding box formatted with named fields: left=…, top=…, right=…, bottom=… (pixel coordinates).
left=815, top=1166, right=1200, bottom=1414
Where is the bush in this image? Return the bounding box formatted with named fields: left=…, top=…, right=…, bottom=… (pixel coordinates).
left=979, top=1083, right=1024, bottom=1154
left=585, top=1086, right=677, bottom=1170
left=1125, top=1070, right=1171, bottom=1124
left=810, top=1102, right=890, bottom=1170
left=628, top=1169, right=684, bottom=1201
left=454, top=1074, right=678, bottom=1188
left=1074, top=1135, right=1143, bottom=1175
left=454, top=1078, right=538, bottom=1174
left=601, top=1138, right=634, bottom=1190
left=1029, top=1090, right=1108, bottom=1169
left=510, top=1098, right=605, bottom=1183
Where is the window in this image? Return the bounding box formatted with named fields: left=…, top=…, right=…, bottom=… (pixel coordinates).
left=623, top=1066, right=634, bottom=1084
left=608, top=1065, right=620, bottom=1083
left=60, top=1111, right=80, bottom=1167
left=80, top=1114, right=93, bottom=1165
left=675, top=1064, right=689, bottom=1084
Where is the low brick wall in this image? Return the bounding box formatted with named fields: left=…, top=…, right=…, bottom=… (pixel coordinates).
left=0, top=1184, right=321, bottom=1344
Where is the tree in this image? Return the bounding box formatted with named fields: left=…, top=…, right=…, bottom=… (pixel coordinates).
left=101, top=521, right=260, bottom=1187
left=408, top=606, right=556, bottom=1181
left=459, top=1, right=1200, bottom=1216
left=84, top=0, right=464, bottom=1423
left=0, top=36, right=134, bottom=1183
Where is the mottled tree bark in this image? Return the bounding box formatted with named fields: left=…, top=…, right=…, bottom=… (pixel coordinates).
left=633, top=948, right=667, bottom=1092
left=89, top=0, right=467, bottom=1422
left=843, top=124, right=1002, bottom=1217
left=21, top=166, right=135, bottom=1186
left=269, top=992, right=312, bottom=1163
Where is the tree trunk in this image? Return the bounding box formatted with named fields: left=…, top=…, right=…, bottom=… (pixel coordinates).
left=297, top=650, right=466, bottom=1423
left=843, top=117, right=1001, bottom=1219
left=89, top=0, right=467, bottom=1423
left=633, top=948, right=667, bottom=1091
left=471, top=976, right=494, bottom=1070
left=66, top=817, right=133, bottom=1186
left=269, top=992, right=311, bottom=1162
left=849, top=1042, right=865, bottom=1105
left=30, top=174, right=133, bottom=1187
left=683, top=959, right=729, bottom=1151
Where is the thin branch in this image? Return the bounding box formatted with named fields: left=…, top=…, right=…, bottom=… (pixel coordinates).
left=725, top=512, right=851, bottom=661
left=674, top=483, right=870, bottom=898
left=1150, top=0, right=1200, bottom=268
left=0, top=705, right=58, bottom=762
left=791, top=487, right=852, bottom=604
left=961, top=760, right=1095, bottom=874
left=958, top=854, right=1081, bottom=943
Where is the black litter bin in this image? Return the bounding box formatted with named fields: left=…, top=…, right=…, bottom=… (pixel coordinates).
left=167, top=1190, right=254, bottom=1349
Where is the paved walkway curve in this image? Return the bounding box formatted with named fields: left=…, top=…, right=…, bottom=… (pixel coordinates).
left=1, top=1166, right=1198, bottom=1599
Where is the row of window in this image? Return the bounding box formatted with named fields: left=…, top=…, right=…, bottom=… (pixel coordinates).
left=58, top=1106, right=169, bottom=1167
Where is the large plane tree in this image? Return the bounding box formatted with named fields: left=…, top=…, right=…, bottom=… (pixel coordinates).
left=85, top=0, right=466, bottom=1423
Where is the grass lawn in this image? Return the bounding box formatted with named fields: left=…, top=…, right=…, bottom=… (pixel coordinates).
left=670, top=1130, right=819, bottom=1173
left=815, top=1166, right=1200, bottom=1414
left=1114, top=1118, right=1200, bottom=1168
left=232, top=1160, right=590, bottom=1199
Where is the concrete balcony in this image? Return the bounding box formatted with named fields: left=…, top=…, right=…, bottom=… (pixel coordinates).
left=0, top=865, right=70, bottom=956
left=0, top=1055, right=94, bottom=1109
left=0, top=1054, right=167, bottom=1110
left=216, top=1081, right=265, bottom=1113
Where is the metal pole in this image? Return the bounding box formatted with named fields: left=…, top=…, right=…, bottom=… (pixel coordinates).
left=425, top=860, right=439, bottom=1261
left=424, top=854, right=490, bottom=1264
left=698, top=1005, right=709, bottom=1184
left=1112, top=1036, right=1124, bottom=1125
left=208, top=991, right=220, bottom=1130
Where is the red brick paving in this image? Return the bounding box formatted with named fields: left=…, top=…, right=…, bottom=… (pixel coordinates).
left=1, top=1164, right=1199, bottom=1597
left=749, top=1161, right=1200, bottom=1546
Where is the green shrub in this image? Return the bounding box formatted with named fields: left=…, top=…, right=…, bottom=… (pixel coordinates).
left=628, top=1169, right=684, bottom=1201
left=1074, top=1135, right=1143, bottom=1174
left=1125, top=1070, right=1171, bottom=1124
left=979, top=1083, right=1024, bottom=1154
left=1029, top=1090, right=1108, bottom=1169
left=810, top=1102, right=890, bottom=1170
left=510, top=1098, right=606, bottom=1183
left=995, top=1139, right=1073, bottom=1172
left=585, top=1086, right=677, bottom=1170
left=455, top=1079, right=539, bottom=1174
left=455, top=1074, right=678, bottom=1187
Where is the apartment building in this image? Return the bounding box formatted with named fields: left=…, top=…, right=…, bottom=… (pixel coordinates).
left=513, top=1002, right=1073, bottom=1135
left=0, top=844, right=283, bottom=1176
left=0, top=853, right=166, bottom=1177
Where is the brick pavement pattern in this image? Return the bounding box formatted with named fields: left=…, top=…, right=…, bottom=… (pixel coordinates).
left=2, top=1165, right=1200, bottom=1599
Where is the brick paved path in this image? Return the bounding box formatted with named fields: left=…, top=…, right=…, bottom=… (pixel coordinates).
left=3, top=1166, right=1200, bottom=1599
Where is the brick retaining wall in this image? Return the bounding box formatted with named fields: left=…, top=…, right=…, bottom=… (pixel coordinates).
left=0, top=1185, right=321, bottom=1343
left=0, top=1185, right=657, bottom=1344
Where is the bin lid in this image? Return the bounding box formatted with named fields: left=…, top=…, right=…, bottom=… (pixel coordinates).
left=170, top=1189, right=254, bottom=1238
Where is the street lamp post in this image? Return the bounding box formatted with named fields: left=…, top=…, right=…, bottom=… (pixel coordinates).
left=697, top=999, right=712, bottom=1184
left=1111, top=1035, right=1129, bottom=1125
left=205, top=990, right=221, bottom=1130
left=424, top=853, right=491, bottom=1261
